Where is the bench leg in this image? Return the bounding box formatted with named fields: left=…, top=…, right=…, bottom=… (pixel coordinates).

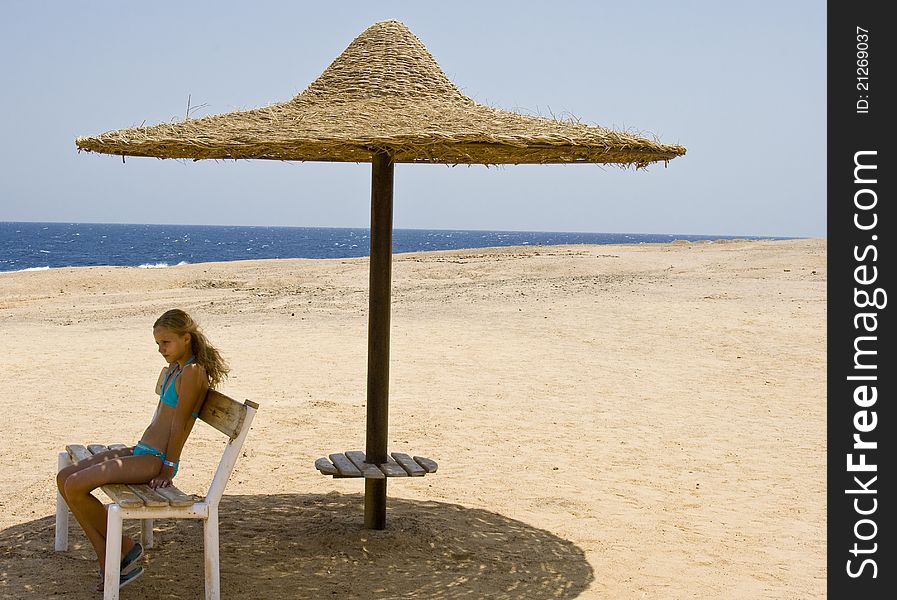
left=104, top=504, right=123, bottom=600
left=55, top=452, right=72, bottom=551
left=203, top=508, right=221, bottom=600
left=141, top=518, right=154, bottom=549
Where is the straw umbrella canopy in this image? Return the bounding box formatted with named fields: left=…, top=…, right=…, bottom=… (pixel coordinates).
left=77, top=19, right=684, bottom=166
left=77, top=19, right=686, bottom=529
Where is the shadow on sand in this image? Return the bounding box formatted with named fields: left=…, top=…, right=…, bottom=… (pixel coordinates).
left=1, top=492, right=594, bottom=599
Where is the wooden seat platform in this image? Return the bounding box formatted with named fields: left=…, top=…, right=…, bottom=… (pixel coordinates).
left=315, top=451, right=437, bottom=478
left=65, top=443, right=198, bottom=508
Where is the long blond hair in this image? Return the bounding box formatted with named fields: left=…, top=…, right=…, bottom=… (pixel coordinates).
left=154, top=309, right=229, bottom=389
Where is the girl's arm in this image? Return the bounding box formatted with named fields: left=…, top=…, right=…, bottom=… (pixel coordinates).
left=151, top=365, right=208, bottom=488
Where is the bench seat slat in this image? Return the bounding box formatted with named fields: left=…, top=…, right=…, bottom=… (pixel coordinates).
left=100, top=484, right=146, bottom=508
left=390, top=452, right=427, bottom=476
left=413, top=456, right=438, bottom=473
left=379, top=455, right=409, bottom=477
left=314, top=457, right=338, bottom=476
left=153, top=486, right=196, bottom=507
left=345, top=451, right=386, bottom=479
left=125, top=485, right=169, bottom=508
left=329, top=453, right=363, bottom=477
left=66, top=444, right=93, bottom=463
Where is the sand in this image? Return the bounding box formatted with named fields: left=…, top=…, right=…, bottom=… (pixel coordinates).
left=0, top=238, right=826, bottom=599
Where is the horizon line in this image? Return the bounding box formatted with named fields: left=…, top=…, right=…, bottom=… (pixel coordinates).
left=0, top=220, right=804, bottom=240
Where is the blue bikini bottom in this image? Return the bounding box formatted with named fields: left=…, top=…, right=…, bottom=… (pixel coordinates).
left=133, top=441, right=178, bottom=477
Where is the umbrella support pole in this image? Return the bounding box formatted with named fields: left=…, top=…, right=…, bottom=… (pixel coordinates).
left=364, top=151, right=394, bottom=530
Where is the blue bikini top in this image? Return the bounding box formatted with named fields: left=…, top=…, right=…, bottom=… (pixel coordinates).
left=160, top=357, right=200, bottom=417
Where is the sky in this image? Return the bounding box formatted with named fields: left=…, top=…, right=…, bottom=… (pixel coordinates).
left=0, top=1, right=825, bottom=238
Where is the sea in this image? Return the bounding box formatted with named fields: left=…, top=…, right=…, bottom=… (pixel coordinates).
left=0, top=222, right=784, bottom=273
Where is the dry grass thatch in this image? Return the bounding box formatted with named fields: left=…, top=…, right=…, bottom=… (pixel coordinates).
left=75, top=20, right=686, bottom=167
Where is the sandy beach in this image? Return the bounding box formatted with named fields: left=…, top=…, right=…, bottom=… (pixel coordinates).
left=0, top=238, right=825, bottom=599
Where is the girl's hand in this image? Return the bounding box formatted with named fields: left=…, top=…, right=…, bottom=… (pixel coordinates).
left=150, top=466, right=175, bottom=489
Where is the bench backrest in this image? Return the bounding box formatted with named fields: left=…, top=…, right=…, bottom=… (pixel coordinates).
left=202, top=392, right=258, bottom=506
left=198, top=390, right=256, bottom=439
left=156, top=367, right=259, bottom=507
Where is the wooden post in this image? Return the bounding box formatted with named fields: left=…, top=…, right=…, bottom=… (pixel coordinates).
left=365, top=151, right=394, bottom=529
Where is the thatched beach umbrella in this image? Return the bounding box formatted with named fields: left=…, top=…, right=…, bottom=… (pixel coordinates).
left=77, top=19, right=685, bottom=529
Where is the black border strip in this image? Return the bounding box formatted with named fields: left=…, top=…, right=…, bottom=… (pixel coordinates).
left=828, top=1, right=894, bottom=596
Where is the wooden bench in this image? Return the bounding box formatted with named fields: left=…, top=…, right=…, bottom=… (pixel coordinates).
left=315, top=451, right=437, bottom=478
left=55, top=385, right=259, bottom=600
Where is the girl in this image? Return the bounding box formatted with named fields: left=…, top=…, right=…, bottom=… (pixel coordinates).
left=56, top=309, right=229, bottom=592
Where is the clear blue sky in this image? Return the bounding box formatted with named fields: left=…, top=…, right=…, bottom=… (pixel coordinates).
left=0, top=1, right=825, bottom=237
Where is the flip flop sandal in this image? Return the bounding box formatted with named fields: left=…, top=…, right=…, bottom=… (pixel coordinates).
left=96, top=542, right=144, bottom=577
left=95, top=566, right=145, bottom=593
left=120, top=542, right=144, bottom=574
left=119, top=566, right=145, bottom=589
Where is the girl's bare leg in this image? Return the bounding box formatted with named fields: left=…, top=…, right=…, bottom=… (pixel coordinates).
left=56, top=447, right=133, bottom=500
left=56, top=448, right=142, bottom=560
left=62, top=454, right=162, bottom=570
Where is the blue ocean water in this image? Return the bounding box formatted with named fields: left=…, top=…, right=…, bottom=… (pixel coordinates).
left=0, top=222, right=783, bottom=273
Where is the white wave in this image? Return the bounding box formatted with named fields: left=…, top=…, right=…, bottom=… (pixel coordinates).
left=136, top=261, right=190, bottom=269
left=3, top=266, right=51, bottom=273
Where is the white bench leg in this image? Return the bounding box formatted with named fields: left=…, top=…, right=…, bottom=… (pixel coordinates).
left=104, top=504, right=123, bottom=600
left=203, top=508, right=221, bottom=600
left=141, top=518, right=154, bottom=549
left=55, top=452, right=72, bottom=551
